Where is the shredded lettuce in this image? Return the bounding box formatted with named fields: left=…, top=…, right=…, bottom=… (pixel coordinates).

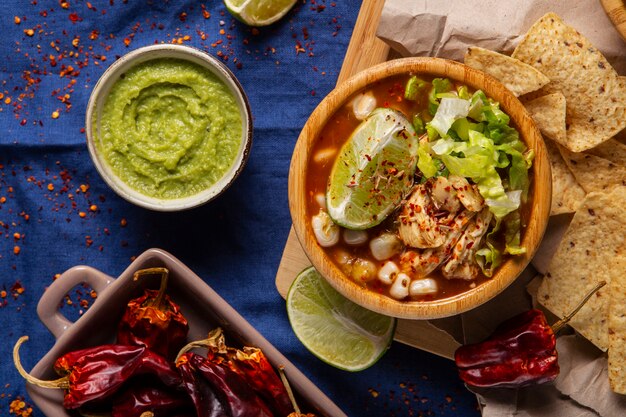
left=416, top=79, right=532, bottom=260
left=417, top=142, right=438, bottom=178
left=476, top=219, right=502, bottom=277
left=503, top=210, right=526, bottom=255
left=429, top=98, right=471, bottom=138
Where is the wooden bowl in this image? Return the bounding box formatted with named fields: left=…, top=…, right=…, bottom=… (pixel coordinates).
left=601, top=0, right=626, bottom=42
left=288, top=57, right=551, bottom=319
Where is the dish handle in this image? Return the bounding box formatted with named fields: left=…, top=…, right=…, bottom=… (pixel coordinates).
left=37, top=266, right=114, bottom=339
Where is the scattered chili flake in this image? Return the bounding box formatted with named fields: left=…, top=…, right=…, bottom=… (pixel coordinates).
left=51, top=110, right=59, bottom=119
left=120, top=218, right=127, bottom=227
left=47, top=183, right=54, bottom=191
left=78, top=211, right=86, bottom=218
left=123, top=37, right=131, bottom=47
left=89, top=204, right=97, bottom=212
left=24, top=29, right=34, bottom=37
left=13, top=246, right=20, bottom=255
left=0, top=290, right=6, bottom=298
left=9, top=397, right=33, bottom=417
left=14, top=16, right=21, bottom=25
left=13, top=233, right=21, bottom=240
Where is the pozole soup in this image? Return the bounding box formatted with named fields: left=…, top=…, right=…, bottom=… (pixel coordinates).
left=306, top=74, right=533, bottom=302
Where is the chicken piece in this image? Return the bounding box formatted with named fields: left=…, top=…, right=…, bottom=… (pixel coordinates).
left=448, top=175, right=484, bottom=212
left=430, top=176, right=462, bottom=213
left=400, top=209, right=476, bottom=277
left=398, top=183, right=454, bottom=248
left=442, top=207, right=493, bottom=280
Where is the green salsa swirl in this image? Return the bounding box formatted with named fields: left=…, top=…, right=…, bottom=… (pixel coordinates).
left=96, top=58, right=243, bottom=199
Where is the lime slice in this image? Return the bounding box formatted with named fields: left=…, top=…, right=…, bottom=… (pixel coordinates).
left=326, top=108, right=418, bottom=230
left=286, top=266, right=396, bottom=372
left=224, top=0, right=297, bottom=26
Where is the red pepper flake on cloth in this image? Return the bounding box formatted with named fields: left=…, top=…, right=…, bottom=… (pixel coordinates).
left=9, top=397, right=33, bottom=417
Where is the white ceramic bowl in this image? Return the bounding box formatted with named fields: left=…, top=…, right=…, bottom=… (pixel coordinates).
left=86, top=44, right=253, bottom=211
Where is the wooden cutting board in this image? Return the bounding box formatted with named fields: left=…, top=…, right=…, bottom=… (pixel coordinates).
left=274, top=0, right=461, bottom=360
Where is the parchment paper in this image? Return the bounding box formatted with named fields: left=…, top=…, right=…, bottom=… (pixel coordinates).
left=377, top=0, right=626, bottom=73
left=376, top=1, right=626, bottom=415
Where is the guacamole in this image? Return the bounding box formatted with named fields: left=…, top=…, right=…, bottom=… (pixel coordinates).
left=96, top=58, right=243, bottom=199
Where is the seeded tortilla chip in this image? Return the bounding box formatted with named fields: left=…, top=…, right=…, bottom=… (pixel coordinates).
left=512, top=13, right=626, bottom=152
left=558, top=145, right=626, bottom=194
left=464, top=46, right=550, bottom=97
left=524, top=93, right=567, bottom=145
left=537, top=187, right=626, bottom=351
left=544, top=139, right=585, bottom=215
left=584, top=138, right=626, bottom=167
left=609, top=255, right=626, bottom=394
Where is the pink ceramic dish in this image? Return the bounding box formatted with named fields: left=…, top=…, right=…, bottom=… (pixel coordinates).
left=27, top=248, right=346, bottom=417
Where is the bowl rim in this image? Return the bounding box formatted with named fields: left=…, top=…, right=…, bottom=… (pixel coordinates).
left=85, top=44, right=253, bottom=212
left=288, top=57, right=551, bottom=319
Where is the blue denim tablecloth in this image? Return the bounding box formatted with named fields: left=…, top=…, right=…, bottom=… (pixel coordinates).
left=0, top=1, right=479, bottom=416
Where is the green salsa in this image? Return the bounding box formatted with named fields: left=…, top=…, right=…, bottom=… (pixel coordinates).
left=96, top=58, right=243, bottom=199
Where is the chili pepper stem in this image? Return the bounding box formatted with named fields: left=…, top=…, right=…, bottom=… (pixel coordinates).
left=552, top=280, right=607, bottom=334
left=133, top=267, right=169, bottom=309
left=175, top=327, right=225, bottom=362
left=278, top=366, right=301, bottom=414
left=13, top=336, right=70, bottom=389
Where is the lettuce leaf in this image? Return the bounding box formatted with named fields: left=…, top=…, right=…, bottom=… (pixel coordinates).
left=429, top=98, right=471, bottom=138
left=476, top=219, right=502, bottom=277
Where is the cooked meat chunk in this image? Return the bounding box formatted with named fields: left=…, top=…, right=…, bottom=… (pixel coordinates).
left=442, top=207, right=493, bottom=280
left=400, top=209, right=476, bottom=277
left=430, top=176, right=462, bottom=213
left=448, top=175, right=484, bottom=212
left=398, top=184, right=451, bottom=248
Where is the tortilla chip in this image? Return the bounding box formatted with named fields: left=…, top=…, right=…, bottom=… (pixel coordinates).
left=609, top=255, right=626, bottom=394
left=464, top=46, right=550, bottom=97
left=524, top=93, right=567, bottom=145
left=544, top=139, right=585, bottom=215
left=537, top=187, right=626, bottom=351
left=584, top=138, right=626, bottom=167
left=512, top=13, right=626, bottom=152
left=558, top=145, right=626, bottom=194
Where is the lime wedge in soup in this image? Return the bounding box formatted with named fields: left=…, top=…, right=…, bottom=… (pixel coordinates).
left=326, top=108, right=418, bottom=230
left=287, top=267, right=396, bottom=372
left=223, top=0, right=297, bottom=27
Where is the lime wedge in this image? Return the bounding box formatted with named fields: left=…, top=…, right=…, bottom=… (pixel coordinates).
left=286, top=266, right=396, bottom=372
left=224, top=0, right=297, bottom=26
left=326, top=108, right=418, bottom=230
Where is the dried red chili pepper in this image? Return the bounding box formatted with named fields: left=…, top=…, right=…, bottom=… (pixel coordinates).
left=117, top=267, right=189, bottom=360
left=204, top=329, right=293, bottom=416
left=176, top=351, right=274, bottom=417
left=180, top=328, right=293, bottom=416
left=13, top=337, right=182, bottom=409
left=455, top=281, right=606, bottom=388
left=177, top=355, right=228, bottom=417
left=110, top=380, right=194, bottom=417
